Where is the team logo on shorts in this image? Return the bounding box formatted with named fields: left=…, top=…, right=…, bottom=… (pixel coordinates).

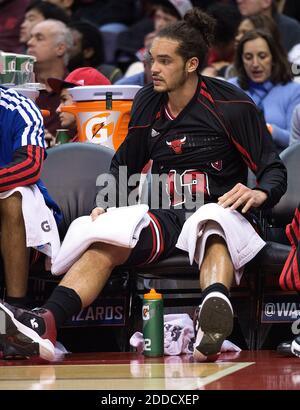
left=211, top=160, right=223, bottom=171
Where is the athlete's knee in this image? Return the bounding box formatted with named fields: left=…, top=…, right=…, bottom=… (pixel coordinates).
left=0, top=192, right=23, bottom=220
left=205, top=234, right=226, bottom=248
left=87, top=242, right=132, bottom=267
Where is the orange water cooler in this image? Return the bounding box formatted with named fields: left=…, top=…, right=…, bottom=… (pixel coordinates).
left=62, top=85, right=141, bottom=150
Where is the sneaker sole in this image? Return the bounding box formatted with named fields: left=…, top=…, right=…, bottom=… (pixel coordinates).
left=0, top=303, right=55, bottom=361
left=291, top=340, right=300, bottom=358
left=195, top=292, right=233, bottom=357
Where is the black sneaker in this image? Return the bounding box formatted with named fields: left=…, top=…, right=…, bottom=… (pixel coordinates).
left=291, top=336, right=300, bottom=358
left=0, top=302, right=56, bottom=361
left=193, top=292, right=233, bottom=362
left=277, top=340, right=293, bottom=357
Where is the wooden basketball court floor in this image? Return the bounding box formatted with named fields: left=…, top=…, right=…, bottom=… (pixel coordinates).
left=0, top=350, right=299, bottom=390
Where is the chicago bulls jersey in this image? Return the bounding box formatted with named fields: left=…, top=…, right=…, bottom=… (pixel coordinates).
left=107, top=76, right=287, bottom=210
left=147, top=93, right=246, bottom=203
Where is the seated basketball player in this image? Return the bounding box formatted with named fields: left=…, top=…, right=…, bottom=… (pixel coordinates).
left=0, top=8, right=286, bottom=362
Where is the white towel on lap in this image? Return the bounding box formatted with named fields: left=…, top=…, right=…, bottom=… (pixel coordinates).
left=176, top=203, right=266, bottom=284
left=0, top=185, right=60, bottom=263
left=52, top=204, right=150, bottom=276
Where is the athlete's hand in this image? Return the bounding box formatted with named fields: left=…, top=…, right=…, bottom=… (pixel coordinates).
left=217, top=183, right=268, bottom=214
left=90, top=207, right=106, bottom=221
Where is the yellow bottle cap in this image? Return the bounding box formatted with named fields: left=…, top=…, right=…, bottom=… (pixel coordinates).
left=144, top=288, right=162, bottom=300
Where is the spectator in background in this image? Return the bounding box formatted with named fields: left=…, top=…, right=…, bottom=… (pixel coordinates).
left=68, top=21, right=122, bottom=83
left=46, top=67, right=111, bottom=146
left=116, top=52, right=152, bottom=87
left=47, top=0, right=138, bottom=27
left=117, top=0, right=193, bottom=81
left=235, top=13, right=283, bottom=48
left=115, top=49, right=152, bottom=86
left=234, top=13, right=300, bottom=66
left=201, top=2, right=241, bottom=78
left=236, top=0, right=300, bottom=52
left=44, top=0, right=75, bottom=16
left=71, top=0, right=138, bottom=28
left=229, top=29, right=300, bottom=151
left=116, top=0, right=193, bottom=71
left=19, top=0, right=70, bottom=49
left=141, top=0, right=193, bottom=54
left=27, top=19, right=73, bottom=139
left=223, top=13, right=286, bottom=79
left=0, top=0, right=30, bottom=53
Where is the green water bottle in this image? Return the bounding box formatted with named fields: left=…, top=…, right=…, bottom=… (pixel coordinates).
left=55, top=129, right=70, bottom=144
left=142, top=288, right=164, bottom=357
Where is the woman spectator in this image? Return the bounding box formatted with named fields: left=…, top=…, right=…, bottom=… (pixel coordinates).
left=235, top=13, right=284, bottom=50
left=224, top=13, right=285, bottom=79
left=233, top=13, right=300, bottom=66
left=229, top=29, right=300, bottom=151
